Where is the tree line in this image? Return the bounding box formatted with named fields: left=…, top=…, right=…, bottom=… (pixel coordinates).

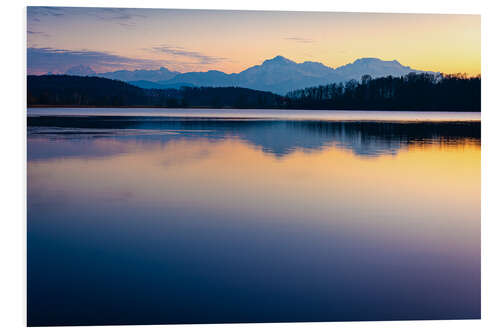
left=28, top=73, right=480, bottom=111
left=285, top=73, right=480, bottom=111
left=27, top=75, right=284, bottom=109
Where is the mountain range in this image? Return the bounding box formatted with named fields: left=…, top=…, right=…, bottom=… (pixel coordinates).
left=63, top=56, right=436, bottom=95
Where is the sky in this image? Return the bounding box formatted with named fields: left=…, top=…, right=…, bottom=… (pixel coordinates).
left=27, top=7, right=481, bottom=75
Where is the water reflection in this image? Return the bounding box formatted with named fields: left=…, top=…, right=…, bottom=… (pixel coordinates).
left=27, top=116, right=480, bottom=326
left=28, top=116, right=480, bottom=159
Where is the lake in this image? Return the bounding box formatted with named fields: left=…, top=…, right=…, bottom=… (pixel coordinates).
left=27, top=108, right=481, bottom=326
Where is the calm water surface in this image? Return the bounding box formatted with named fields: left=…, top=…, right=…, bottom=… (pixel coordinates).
left=27, top=109, right=481, bottom=326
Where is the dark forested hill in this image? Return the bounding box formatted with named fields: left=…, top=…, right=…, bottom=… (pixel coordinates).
left=27, top=75, right=285, bottom=108
left=286, top=73, right=481, bottom=111
left=27, top=73, right=481, bottom=111
left=28, top=75, right=153, bottom=106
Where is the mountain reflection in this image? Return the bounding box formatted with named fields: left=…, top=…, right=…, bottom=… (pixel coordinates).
left=27, top=116, right=480, bottom=159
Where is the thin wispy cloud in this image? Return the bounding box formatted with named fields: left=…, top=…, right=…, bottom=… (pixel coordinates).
left=27, top=30, right=50, bottom=38
left=91, top=8, right=146, bottom=27
left=27, top=7, right=61, bottom=34
left=284, top=37, right=315, bottom=44
left=28, top=6, right=65, bottom=19
left=97, top=8, right=146, bottom=20
left=151, top=45, right=229, bottom=65
left=27, top=47, right=164, bottom=74
left=27, top=7, right=146, bottom=27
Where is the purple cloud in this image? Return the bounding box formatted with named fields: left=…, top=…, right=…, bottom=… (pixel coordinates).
left=27, top=7, right=146, bottom=27
left=27, top=6, right=65, bottom=19
left=151, top=45, right=229, bottom=65
left=27, top=30, right=50, bottom=38
left=27, top=47, right=164, bottom=74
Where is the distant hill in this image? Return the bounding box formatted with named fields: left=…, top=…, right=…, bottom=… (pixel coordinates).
left=65, top=65, right=97, bottom=76
left=28, top=75, right=150, bottom=106
left=27, top=75, right=285, bottom=108
left=65, top=66, right=180, bottom=82
left=334, top=58, right=421, bottom=81
left=61, top=56, right=434, bottom=95
left=233, top=56, right=344, bottom=95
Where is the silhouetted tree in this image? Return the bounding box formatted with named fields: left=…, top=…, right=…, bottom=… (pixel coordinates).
left=286, top=73, right=480, bottom=111
left=28, top=73, right=480, bottom=111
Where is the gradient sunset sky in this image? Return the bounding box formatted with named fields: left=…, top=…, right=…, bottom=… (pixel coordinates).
left=27, top=7, right=481, bottom=75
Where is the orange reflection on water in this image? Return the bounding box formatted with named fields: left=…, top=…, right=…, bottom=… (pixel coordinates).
left=28, top=136, right=480, bottom=262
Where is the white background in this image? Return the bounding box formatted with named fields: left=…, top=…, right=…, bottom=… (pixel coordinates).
left=1, top=0, right=499, bottom=332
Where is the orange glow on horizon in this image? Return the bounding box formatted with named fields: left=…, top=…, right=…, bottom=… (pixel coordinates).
left=27, top=8, right=480, bottom=76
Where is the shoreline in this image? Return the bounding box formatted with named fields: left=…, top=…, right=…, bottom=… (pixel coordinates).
left=27, top=105, right=481, bottom=113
